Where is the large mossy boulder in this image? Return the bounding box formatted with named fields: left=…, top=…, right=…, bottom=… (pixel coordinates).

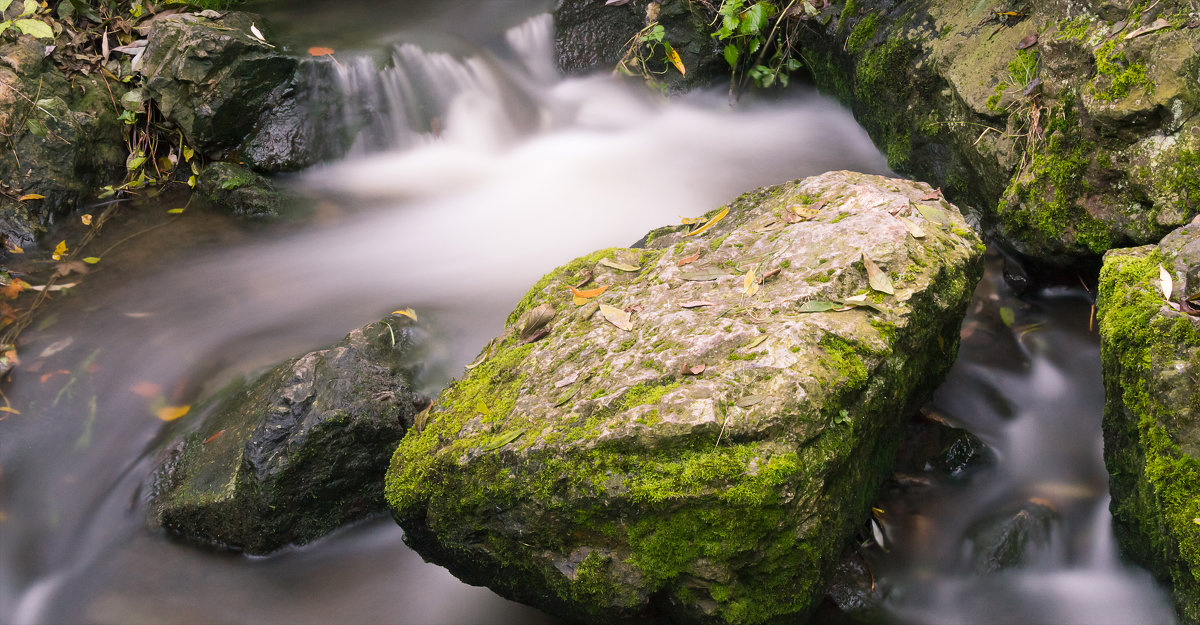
left=788, top=0, right=1200, bottom=262
left=1099, top=216, right=1200, bottom=625
left=150, top=318, right=424, bottom=554
left=385, top=171, right=985, bottom=624
left=0, top=34, right=127, bottom=252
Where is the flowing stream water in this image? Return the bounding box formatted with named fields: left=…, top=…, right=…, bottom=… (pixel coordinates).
left=0, top=2, right=1180, bottom=623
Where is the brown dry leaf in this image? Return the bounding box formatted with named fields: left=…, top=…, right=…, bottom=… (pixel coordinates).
left=1124, top=18, right=1169, bottom=39
left=599, top=303, right=633, bottom=331
left=414, top=400, right=433, bottom=432
left=677, top=252, right=701, bottom=266
left=743, top=262, right=760, bottom=296
left=683, top=207, right=729, bottom=237
left=1, top=279, right=30, bottom=299
left=680, top=363, right=706, bottom=375
left=919, top=188, right=944, bottom=201
left=520, top=328, right=551, bottom=344
left=679, top=300, right=715, bottom=308
left=155, top=404, right=191, bottom=422
left=763, top=267, right=781, bottom=280
left=625, top=303, right=644, bottom=314
left=863, top=254, right=895, bottom=295
left=519, top=303, right=556, bottom=341
left=1015, top=33, right=1038, bottom=49
left=573, top=269, right=594, bottom=289
left=308, top=46, right=335, bottom=56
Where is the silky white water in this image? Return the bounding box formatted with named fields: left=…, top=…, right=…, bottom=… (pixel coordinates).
left=0, top=4, right=1178, bottom=624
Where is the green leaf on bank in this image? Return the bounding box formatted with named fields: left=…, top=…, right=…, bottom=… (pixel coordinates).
left=13, top=18, right=52, bottom=39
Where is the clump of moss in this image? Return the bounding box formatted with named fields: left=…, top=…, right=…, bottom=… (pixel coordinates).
left=1090, top=41, right=1154, bottom=101
left=846, top=12, right=880, bottom=54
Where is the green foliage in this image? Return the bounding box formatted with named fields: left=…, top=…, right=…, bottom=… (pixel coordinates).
left=1006, top=49, right=1039, bottom=88
left=712, top=0, right=801, bottom=90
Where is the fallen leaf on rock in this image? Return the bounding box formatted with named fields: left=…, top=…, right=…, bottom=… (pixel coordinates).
left=1181, top=296, right=1200, bottom=316
left=599, top=303, right=633, bottom=331
left=554, top=372, right=579, bottom=388
left=680, top=363, right=705, bottom=375
left=625, top=303, right=644, bottom=314
left=679, top=300, right=715, bottom=308
left=897, top=216, right=925, bottom=238
left=743, top=263, right=760, bottom=296
left=680, top=268, right=725, bottom=281
left=1015, top=33, right=1038, bottom=49
left=744, top=335, right=768, bottom=350
left=392, top=308, right=418, bottom=321
left=916, top=203, right=952, bottom=225
left=919, top=188, right=943, bottom=201
left=574, top=270, right=594, bottom=289
left=202, top=429, right=227, bottom=444
left=308, top=46, right=335, bottom=56
left=864, top=254, right=895, bottom=295
left=664, top=42, right=686, bottom=75
left=6, top=244, right=22, bottom=254
left=792, top=205, right=822, bottom=220
left=1124, top=17, right=1169, bottom=39
left=736, top=394, right=765, bottom=408
left=155, top=404, right=190, bottom=422
left=600, top=258, right=640, bottom=272
left=680, top=216, right=706, bottom=225
left=798, top=300, right=836, bottom=313
left=554, top=387, right=578, bottom=406
left=780, top=209, right=801, bottom=224
left=17, top=194, right=44, bottom=201
left=683, top=207, right=729, bottom=237
left=570, top=285, right=609, bottom=299
left=677, top=252, right=701, bottom=266
left=1159, top=265, right=1173, bottom=301
left=482, top=427, right=527, bottom=451
left=51, top=240, right=67, bottom=261
left=414, top=401, right=433, bottom=432
left=519, top=328, right=551, bottom=344
left=763, top=267, right=781, bottom=280
left=519, top=303, right=556, bottom=341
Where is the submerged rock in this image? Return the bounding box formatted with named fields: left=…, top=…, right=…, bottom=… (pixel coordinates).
left=150, top=318, right=423, bottom=554
left=197, top=162, right=282, bottom=218
left=1099, top=216, right=1200, bottom=625
left=386, top=170, right=984, bottom=624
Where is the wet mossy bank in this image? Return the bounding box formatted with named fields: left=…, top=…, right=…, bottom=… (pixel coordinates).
left=386, top=171, right=985, bottom=624
left=1099, top=218, right=1200, bottom=625
left=784, top=0, right=1199, bottom=263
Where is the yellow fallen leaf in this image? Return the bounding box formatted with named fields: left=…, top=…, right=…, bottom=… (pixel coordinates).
left=155, top=404, right=190, bottom=421
left=392, top=307, right=418, bottom=321
left=167, top=208, right=185, bottom=214
left=6, top=245, right=22, bottom=254
left=82, top=257, right=100, bottom=264
left=599, top=303, right=633, bottom=331
left=18, top=194, right=45, bottom=201
left=570, top=285, right=609, bottom=306
left=572, top=295, right=589, bottom=306
left=680, top=216, right=706, bottom=225
left=664, top=42, right=686, bottom=75
left=0, top=406, right=20, bottom=415
left=743, top=262, right=760, bottom=296
left=80, top=213, right=93, bottom=226
left=683, top=206, right=729, bottom=238
left=51, top=240, right=67, bottom=261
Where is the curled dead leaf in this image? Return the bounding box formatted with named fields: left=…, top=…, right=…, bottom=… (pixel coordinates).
left=680, top=363, right=705, bottom=375
left=519, top=303, right=556, bottom=342
left=677, top=252, right=701, bottom=266
left=1015, top=33, right=1038, bottom=49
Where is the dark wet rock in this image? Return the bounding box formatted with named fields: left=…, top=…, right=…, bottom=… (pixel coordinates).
left=197, top=162, right=281, bottom=218
left=894, top=414, right=995, bottom=481
left=385, top=170, right=985, bottom=624
left=777, top=0, right=1200, bottom=262
left=553, top=0, right=725, bottom=92
left=139, top=12, right=297, bottom=162
left=1099, top=215, right=1200, bottom=625
left=149, top=318, right=423, bottom=554
left=966, top=500, right=1057, bottom=574
left=0, top=34, right=127, bottom=252
left=819, top=548, right=885, bottom=624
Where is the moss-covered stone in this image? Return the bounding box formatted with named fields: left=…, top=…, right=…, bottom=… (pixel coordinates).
left=149, top=318, right=423, bottom=554
left=386, top=171, right=984, bottom=624
left=1099, top=218, right=1200, bottom=625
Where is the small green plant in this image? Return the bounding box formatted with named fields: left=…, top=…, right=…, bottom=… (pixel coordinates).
left=833, top=409, right=852, bottom=426
left=0, top=0, right=54, bottom=38
left=616, top=22, right=686, bottom=88
left=712, top=0, right=802, bottom=92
